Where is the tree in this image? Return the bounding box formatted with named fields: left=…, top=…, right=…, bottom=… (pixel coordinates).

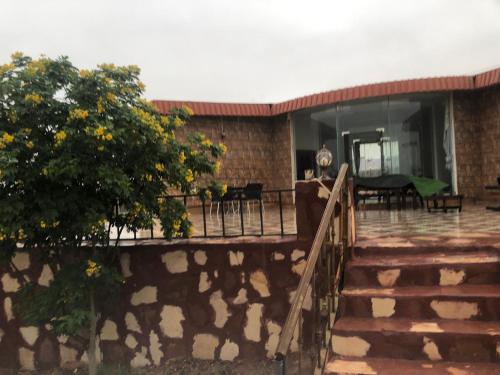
left=0, top=52, right=226, bottom=374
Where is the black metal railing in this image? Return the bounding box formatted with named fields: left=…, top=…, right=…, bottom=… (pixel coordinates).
left=274, top=164, right=356, bottom=375
left=110, top=188, right=296, bottom=240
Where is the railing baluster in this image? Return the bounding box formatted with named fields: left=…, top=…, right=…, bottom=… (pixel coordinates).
left=221, top=195, right=226, bottom=237
left=201, top=197, right=207, bottom=238
left=259, top=195, right=264, bottom=236
left=239, top=192, right=244, bottom=236
left=278, top=190, right=284, bottom=236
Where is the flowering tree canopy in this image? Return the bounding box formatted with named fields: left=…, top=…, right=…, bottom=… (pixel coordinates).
left=0, top=53, right=225, bottom=373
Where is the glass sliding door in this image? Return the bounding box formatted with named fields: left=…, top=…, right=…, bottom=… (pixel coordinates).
left=292, top=93, right=452, bottom=187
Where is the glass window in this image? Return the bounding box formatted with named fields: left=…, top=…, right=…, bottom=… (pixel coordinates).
left=292, top=93, right=451, bottom=186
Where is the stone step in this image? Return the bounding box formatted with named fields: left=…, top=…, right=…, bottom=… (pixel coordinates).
left=325, top=356, right=500, bottom=374
left=340, top=285, right=500, bottom=321
left=353, top=244, right=500, bottom=258
left=331, top=317, right=500, bottom=363
left=345, top=251, right=500, bottom=287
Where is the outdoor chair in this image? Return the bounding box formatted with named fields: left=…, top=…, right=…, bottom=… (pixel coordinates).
left=209, top=187, right=242, bottom=216
left=242, top=183, right=264, bottom=214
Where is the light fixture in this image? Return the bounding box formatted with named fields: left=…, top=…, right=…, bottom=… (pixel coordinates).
left=315, top=144, right=333, bottom=180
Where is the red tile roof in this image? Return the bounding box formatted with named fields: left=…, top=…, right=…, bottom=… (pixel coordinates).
left=153, top=67, right=500, bottom=117
left=152, top=100, right=271, bottom=117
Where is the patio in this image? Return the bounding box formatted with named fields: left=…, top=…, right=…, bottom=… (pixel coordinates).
left=121, top=200, right=500, bottom=243
left=357, top=203, right=500, bottom=241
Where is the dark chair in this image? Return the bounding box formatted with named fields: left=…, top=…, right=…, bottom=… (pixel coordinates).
left=209, top=187, right=243, bottom=216
left=242, top=183, right=264, bottom=213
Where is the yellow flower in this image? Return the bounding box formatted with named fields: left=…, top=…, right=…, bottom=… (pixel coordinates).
left=54, top=130, right=67, bottom=145
left=97, top=98, right=105, bottom=113
left=106, top=92, right=116, bottom=103
left=40, top=221, right=47, bottom=229
left=79, top=69, right=91, bottom=78
left=205, top=190, right=212, bottom=200
left=26, top=141, right=34, bottom=149
left=68, top=108, right=89, bottom=121
left=99, top=63, right=116, bottom=70
left=219, top=143, right=228, bottom=154
left=85, top=260, right=101, bottom=278
left=155, top=163, right=165, bottom=172
left=201, top=139, right=212, bottom=147
left=11, top=51, right=23, bottom=60
left=97, top=145, right=104, bottom=151
left=185, top=169, right=194, bottom=183
left=179, top=151, right=186, bottom=164
left=95, top=126, right=105, bottom=136
left=138, top=81, right=146, bottom=90
left=160, top=116, right=170, bottom=126
left=172, top=220, right=181, bottom=232
left=182, top=105, right=194, bottom=116
left=26, top=60, right=47, bottom=75
left=144, top=174, right=153, bottom=182
left=190, top=150, right=198, bottom=156
left=173, top=116, right=184, bottom=128
left=181, top=212, right=188, bottom=220
left=187, top=226, right=193, bottom=238
left=105, top=133, right=113, bottom=141
left=42, top=168, right=48, bottom=176
left=214, top=160, right=221, bottom=174
left=131, top=107, right=163, bottom=136
left=128, top=65, right=141, bottom=74
left=222, top=184, right=227, bottom=195
left=2, top=133, right=14, bottom=144
left=0, top=63, right=15, bottom=75
left=24, top=93, right=42, bottom=105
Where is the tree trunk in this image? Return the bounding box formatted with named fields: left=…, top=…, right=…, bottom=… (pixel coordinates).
left=88, top=289, right=98, bottom=375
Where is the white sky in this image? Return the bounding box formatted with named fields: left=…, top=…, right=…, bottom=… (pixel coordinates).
left=1, top=0, right=499, bottom=103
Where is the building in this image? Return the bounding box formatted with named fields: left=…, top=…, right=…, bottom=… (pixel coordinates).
left=153, top=67, right=500, bottom=199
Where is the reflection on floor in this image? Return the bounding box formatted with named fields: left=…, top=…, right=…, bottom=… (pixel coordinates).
left=356, top=203, right=500, bottom=246
left=118, top=204, right=297, bottom=240
left=118, top=201, right=500, bottom=244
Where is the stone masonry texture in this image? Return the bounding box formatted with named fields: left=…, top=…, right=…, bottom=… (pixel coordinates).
left=177, top=115, right=293, bottom=194
left=0, top=238, right=312, bottom=371
left=453, top=86, right=500, bottom=199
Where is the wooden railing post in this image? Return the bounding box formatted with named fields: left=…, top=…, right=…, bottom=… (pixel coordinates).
left=274, top=164, right=351, bottom=375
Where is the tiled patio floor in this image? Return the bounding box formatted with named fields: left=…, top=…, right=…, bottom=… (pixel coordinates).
left=357, top=204, right=500, bottom=243
left=118, top=201, right=500, bottom=245
left=118, top=204, right=297, bottom=240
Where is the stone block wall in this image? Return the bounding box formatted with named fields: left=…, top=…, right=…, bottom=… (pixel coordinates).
left=453, top=85, right=500, bottom=199
left=477, top=86, right=500, bottom=190
left=0, top=237, right=311, bottom=372
left=177, top=115, right=293, bottom=194
left=453, top=90, right=483, bottom=199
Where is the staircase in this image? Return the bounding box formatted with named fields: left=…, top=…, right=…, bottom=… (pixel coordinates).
left=325, top=244, right=500, bottom=374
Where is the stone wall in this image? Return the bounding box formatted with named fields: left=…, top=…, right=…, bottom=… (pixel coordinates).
left=477, top=86, right=500, bottom=190
left=0, top=237, right=311, bottom=371
left=453, top=90, right=483, bottom=199
left=453, top=85, right=500, bottom=199
left=177, top=115, right=293, bottom=193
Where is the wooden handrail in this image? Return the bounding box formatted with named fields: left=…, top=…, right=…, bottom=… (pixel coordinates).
left=275, top=163, right=349, bottom=359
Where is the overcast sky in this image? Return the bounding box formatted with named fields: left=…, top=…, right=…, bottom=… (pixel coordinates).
left=1, top=0, right=500, bottom=103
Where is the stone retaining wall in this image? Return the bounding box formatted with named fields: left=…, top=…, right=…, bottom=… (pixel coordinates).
left=0, top=237, right=310, bottom=371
